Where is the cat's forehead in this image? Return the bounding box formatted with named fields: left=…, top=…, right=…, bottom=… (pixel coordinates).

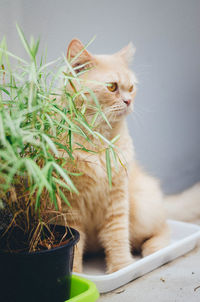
left=95, top=54, right=125, bottom=69
left=93, top=54, right=137, bottom=85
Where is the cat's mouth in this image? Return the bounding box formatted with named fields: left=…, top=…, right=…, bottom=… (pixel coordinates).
left=110, top=104, right=133, bottom=119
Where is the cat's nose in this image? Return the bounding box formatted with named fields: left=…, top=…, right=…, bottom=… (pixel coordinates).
left=123, top=99, right=131, bottom=106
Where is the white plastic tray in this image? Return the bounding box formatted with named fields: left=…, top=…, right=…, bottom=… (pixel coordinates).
left=75, top=220, right=200, bottom=293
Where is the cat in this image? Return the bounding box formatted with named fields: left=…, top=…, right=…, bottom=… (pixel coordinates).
left=60, top=39, right=200, bottom=274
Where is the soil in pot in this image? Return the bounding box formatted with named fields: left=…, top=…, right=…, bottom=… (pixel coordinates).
left=0, top=225, right=79, bottom=302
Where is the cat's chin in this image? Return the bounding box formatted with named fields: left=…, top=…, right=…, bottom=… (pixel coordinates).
left=115, top=106, right=133, bottom=118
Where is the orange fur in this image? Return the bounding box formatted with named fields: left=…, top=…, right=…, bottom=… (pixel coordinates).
left=61, top=39, right=170, bottom=273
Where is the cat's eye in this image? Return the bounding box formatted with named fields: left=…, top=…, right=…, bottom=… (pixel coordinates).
left=129, top=85, right=134, bottom=93
left=107, top=82, right=118, bottom=92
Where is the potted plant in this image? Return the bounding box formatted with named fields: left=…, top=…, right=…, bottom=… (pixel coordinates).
left=0, top=26, right=110, bottom=302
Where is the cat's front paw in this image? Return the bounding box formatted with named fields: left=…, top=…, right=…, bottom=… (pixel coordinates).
left=72, top=254, right=83, bottom=273
left=72, top=264, right=82, bottom=274
left=106, top=257, right=135, bottom=274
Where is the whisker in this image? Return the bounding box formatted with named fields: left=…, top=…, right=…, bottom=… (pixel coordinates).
left=129, top=108, right=144, bottom=130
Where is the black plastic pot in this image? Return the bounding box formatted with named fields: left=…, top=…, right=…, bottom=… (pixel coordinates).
left=0, top=225, right=79, bottom=302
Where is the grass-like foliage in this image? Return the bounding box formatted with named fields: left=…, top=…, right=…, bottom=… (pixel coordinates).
left=0, top=26, right=118, bottom=252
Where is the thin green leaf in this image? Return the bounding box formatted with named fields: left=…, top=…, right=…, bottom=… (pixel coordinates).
left=0, top=114, right=6, bottom=144
left=42, top=134, right=59, bottom=157
left=35, top=185, right=43, bottom=210
left=54, top=141, right=74, bottom=160
left=106, top=148, right=112, bottom=187
left=110, top=147, right=119, bottom=171
left=16, top=24, right=32, bottom=59
left=52, top=162, right=78, bottom=194
left=53, top=177, right=72, bottom=192
left=39, top=57, right=62, bottom=72
left=58, top=188, right=71, bottom=207
left=111, top=134, right=120, bottom=144
left=0, top=86, right=10, bottom=95
left=75, top=142, right=97, bottom=154
left=32, top=37, right=40, bottom=58
left=75, top=118, right=96, bottom=137
left=70, top=36, right=96, bottom=64
left=24, top=159, right=52, bottom=192
left=94, top=131, right=115, bottom=148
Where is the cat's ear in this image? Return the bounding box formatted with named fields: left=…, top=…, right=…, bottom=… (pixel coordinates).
left=117, top=42, right=136, bottom=65
left=67, top=39, right=93, bottom=67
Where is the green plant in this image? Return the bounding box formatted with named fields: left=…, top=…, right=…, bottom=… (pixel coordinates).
left=0, top=26, right=118, bottom=252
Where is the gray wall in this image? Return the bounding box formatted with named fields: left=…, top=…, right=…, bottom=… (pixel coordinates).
left=1, top=0, right=200, bottom=194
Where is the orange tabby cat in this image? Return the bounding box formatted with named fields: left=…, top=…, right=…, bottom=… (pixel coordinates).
left=61, top=39, right=170, bottom=273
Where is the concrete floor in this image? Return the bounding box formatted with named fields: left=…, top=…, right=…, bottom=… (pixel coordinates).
left=99, top=222, right=200, bottom=302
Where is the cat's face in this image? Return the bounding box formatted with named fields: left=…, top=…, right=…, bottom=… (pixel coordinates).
left=67, top=39, right=137, bottom=123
